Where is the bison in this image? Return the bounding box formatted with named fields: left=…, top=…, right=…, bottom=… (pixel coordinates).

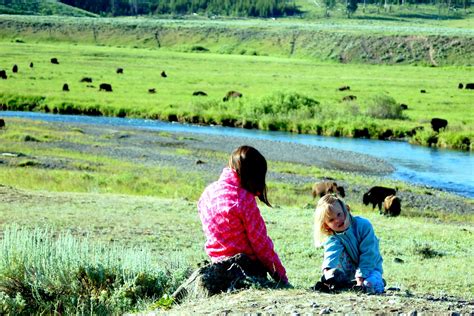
left=148, top=88, right=156, bottom=94
left=431, top=118, right=448, bottom=132
left=458, top=83, right=464, bottom=89
left=161, top=71, right=167, bottom=78
left=383, top=195, right=401, bottom=217
left=116, top=68, right=123, bottom=74
left=338, top=86, right=350, bottom=91
left=312, top=181, right=345, bottom=199
left=400, top=103, right=408, bottom=110
left=29, top=62, right=34, bottom=68
left=465, top=83, right=474, bottom=90
left=99, top=83, right=113, bottom=92
left=12, top=64, right=18, bottom=73
left=62, top=83, right=69, bottom=92
left=193, top=91, right=208, bottom=96
left=51, top=58, right=59, bottom=64
left=80, top=77, right=93, bottom=83
left=420, top=89, right=426, bottom=93
left=342, top=95, right=357, bottom=102
left=0, top=119, right=5, bottom=128
left=406, top=125, right=424, bottom=137
left=223, top=91, right=242, bottom=102
left=0, top=70, right=7, bottom=80
left=363, top=186, right=397, bottom=213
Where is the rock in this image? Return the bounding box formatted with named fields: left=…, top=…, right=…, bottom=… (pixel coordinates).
left=393, top=257, right=405, bottom=263
left=409, top=310, right=418, bottom=316
left=319, top=307, right=332, bottom=314
left=387, top=287, right=401, bottom=291
left=1, top=152, right=25, bottom=157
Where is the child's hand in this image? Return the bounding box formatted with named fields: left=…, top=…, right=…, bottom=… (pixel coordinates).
left=356, top=276, right=364, bottom=286
left=323, top=268, right=336, bottom=280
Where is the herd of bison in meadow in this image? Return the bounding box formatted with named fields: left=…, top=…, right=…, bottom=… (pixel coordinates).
left=0, top=57, right=243, bottom=103
left=1, top=57, right=473, bottom=219
left=1, top=56, right=473, bottom=135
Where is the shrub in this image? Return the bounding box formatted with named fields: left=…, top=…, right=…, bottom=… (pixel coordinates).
left=190, top=45, right=209, bottom=52
left=437, top=132, right=472, bottom=151
left=0, top=226, right=190, bottom=314
left=0, top=94, right=46, bottom=111
left=413, top=242, right=444, bottom=259
left=410, top=129, right=439, bottom=147
left=252, top=92, right=320, bottom=118
left=366, top=94, right=404, bottom=120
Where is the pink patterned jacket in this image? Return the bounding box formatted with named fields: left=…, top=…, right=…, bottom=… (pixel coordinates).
left=198, top=167, right=288, bottom=283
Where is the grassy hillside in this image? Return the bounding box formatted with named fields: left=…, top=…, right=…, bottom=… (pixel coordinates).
left=0, top=15, right=473, bottom=65
left=0, top=0, right=97, bottom=17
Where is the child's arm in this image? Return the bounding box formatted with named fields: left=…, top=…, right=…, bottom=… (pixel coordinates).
left=355, top=219, right=381, bottom=279
left=240, top=198, right=288, bottom=284
left=322, top=237, right=344, bottom=271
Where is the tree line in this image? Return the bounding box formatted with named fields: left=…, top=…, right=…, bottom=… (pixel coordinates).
left=3, top=0, right=470, bottom=18
left=58, top=0, right=300, bottom=17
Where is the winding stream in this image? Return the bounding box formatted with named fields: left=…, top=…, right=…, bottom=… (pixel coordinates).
left=2, top=111, right=473, bottom=198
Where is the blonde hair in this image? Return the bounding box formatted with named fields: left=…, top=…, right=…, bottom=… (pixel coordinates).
left=313, top=194, right=351, bottom=247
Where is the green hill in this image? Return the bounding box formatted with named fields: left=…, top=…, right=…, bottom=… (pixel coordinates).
left=0, top=0, right=98, bottom=17
left=0, top=15, right=472, bottom=66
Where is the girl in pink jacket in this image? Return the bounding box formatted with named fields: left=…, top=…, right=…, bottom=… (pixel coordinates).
left=198, top=145, right=288, bottom=284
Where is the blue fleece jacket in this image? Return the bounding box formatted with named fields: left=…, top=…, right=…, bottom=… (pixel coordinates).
left=322, top=215, right=383, bottom=279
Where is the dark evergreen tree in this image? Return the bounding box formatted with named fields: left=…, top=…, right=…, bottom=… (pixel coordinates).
left=346, top=0, right=358, bottom=17
left=58, top=0, right=301, bottom=17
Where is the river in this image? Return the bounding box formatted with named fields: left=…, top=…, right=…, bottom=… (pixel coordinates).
left=2, top=111, right=473, bottom=198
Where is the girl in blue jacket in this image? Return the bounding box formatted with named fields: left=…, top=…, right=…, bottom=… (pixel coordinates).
left=313, top=194, right=385, bottom=294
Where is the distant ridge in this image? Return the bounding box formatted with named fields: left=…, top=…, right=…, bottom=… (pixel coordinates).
left=0, top=15, right=472, bottom=66
left=0, top=0, right=98, bottom=17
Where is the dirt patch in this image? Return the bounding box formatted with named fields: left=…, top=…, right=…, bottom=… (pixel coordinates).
left=160, top=288, right=474, bottom=314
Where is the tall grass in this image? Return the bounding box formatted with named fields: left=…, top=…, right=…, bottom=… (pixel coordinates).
left=0, top=225, right=189, bottom=314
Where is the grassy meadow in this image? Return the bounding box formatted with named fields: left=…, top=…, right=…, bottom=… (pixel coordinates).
left=2, top=190, right=473, bottom=313
left=0, top=39, right=473, bottom=150
left=0, top=8, right=473, bottom=313
left=0, top=118, right=473, bottom=313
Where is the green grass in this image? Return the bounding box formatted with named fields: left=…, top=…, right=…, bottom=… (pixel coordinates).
left=0, top=225, right=189, bottom=314
left=0, top=40, right=473, bottom=150
left=0, top=9, right=473, bottom=313
left=0, top=118, right=472, bottom=313
left=1, top=189, right=472, bottom=313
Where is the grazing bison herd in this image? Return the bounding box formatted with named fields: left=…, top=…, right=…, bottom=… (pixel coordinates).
left=335, top=83, right=469, bottom=135
left=313, top=180, right=401, bottom=217
left=0, top=60, right=471, bottom=135
left=0, top=58, right=245, bottom=102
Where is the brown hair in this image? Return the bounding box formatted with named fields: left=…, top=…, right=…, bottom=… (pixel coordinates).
left=229, top=145, right=271, bottom=207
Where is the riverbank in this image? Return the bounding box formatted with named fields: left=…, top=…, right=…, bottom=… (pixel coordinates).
left=1, top=117, right=472, bottom=217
